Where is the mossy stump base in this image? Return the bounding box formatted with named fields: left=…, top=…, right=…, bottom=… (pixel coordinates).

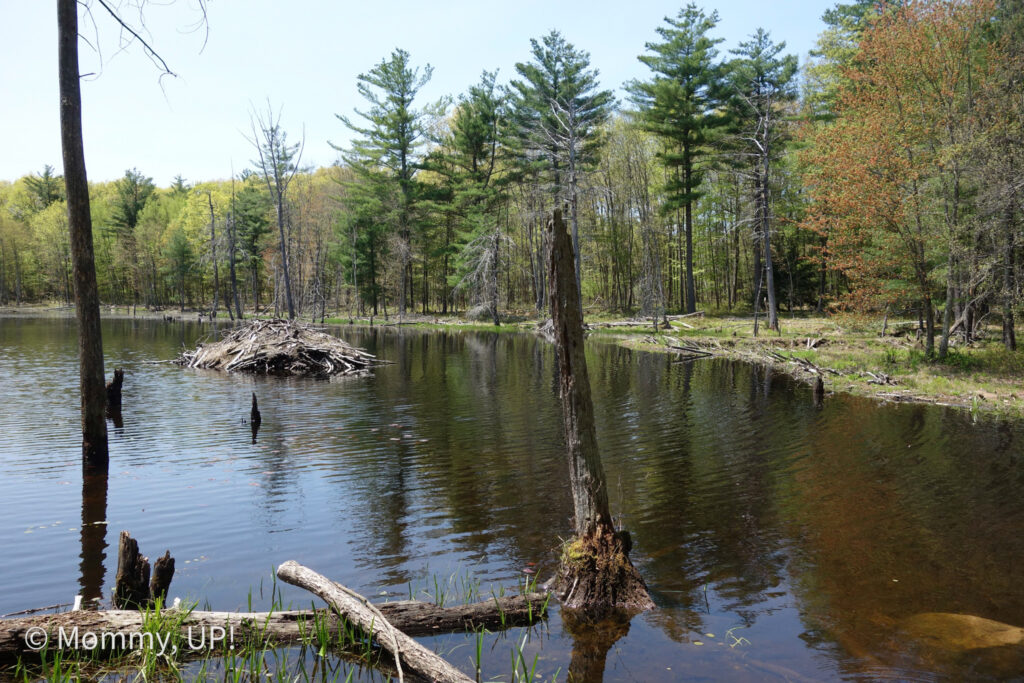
left=554, top=525, right=654, bottom=615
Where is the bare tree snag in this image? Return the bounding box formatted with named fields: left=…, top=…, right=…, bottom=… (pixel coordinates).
left=277, top=560, right=472, bottom=683
left=58, top=0, right=107, bottom=470
left=547, top=209, right=653, bottom=615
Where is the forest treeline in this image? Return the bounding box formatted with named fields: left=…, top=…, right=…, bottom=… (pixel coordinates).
left=1, top=0, right=1020, bottom=356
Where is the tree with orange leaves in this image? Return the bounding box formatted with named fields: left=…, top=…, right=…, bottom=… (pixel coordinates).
left=801, top=0, right=1000, bottom=357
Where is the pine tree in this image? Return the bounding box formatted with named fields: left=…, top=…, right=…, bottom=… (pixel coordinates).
left=24, top=165, right=65, bottom=210
left=629, top=3, right=725, bottom=314
left=510, top=31, right=613, bottom=299
left=335, top=48, right=436, bottom=317
left=429, top=71, right=508, bottom=324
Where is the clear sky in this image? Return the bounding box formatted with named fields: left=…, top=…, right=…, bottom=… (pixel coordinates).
left=1, top=1, right=835, bottom=186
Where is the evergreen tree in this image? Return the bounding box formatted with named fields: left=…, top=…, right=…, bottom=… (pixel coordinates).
left=428, top=71, right=509, bottom=323
left=112, top=168, right=156, bottom=234
left=335, top=48, right=436, bottom=316
left=511, top=30, right=613, bottom=296
left=24, top=165, right=65, bottom=210
left=234, top=180, right=272, bottom=310
left=629, top=4, right=725, bottom=313
left=170, top=175, right=191, bottom=197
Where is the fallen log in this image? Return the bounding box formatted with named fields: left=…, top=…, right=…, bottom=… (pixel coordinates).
left=586, top=320, right=655, bottom=329
left=0, top=591, right=549, bottom=663
left=277, top=561, right=470, bottom=683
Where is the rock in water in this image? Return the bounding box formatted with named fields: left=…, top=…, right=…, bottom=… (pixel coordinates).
left=900, top=612, right=1024, bottom=651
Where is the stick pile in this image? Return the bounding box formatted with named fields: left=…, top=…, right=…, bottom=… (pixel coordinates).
left=175, top=319, right=386, bottom=377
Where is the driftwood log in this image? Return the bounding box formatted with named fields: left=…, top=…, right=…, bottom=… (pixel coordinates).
left=175, top=319, right=387, bottom=377
left=0, top=591, right=549, bottom=663
left=277, top=561, right=471, bottom=683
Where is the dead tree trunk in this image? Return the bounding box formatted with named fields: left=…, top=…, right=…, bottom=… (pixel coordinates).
left=58, top=0, right=107, bottom=469
left=547, top=209, right=652, bottom=615
left=228, top=177, right=244, bottom=320
left=150, top=552, right=175, bottom=604
left=207, top=192, right=220, bottom=319
left=1003, top=203, right=1017, bottom=352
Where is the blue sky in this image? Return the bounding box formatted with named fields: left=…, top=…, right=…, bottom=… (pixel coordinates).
left=1, top=1, right=836, bottom=185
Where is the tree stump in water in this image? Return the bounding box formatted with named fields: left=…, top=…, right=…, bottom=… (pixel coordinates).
left=113, top=532, right=149, bottom=609
left=547, top=209, right=653, bottom=615
left=813, top=375, right=825, bottom=408
left=105, top=369, right=124, bottom=409
left=113, top=531, right=174, bottom=609
left=150, top=551, right=175, bottom=604
left=250, top=393, right=261, bottom=443
left=250, top=393, right=261, bottom=428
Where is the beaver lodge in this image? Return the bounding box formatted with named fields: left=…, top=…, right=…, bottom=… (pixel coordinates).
left=175, top=319, right=387, bottom=377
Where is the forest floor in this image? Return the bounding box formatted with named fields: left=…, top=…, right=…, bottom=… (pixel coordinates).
left=5, top=303, right=1021, bottom=419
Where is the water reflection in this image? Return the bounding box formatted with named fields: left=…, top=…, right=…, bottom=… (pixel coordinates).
left=563, top=609, right=631, bottom=683
left=2, top=317, right=1024, bottom=681
left=78, top=470, right=108, bottom=608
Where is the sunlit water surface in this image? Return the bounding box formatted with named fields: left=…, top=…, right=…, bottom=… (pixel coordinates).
left=2, top=315, right=1023, bottom=681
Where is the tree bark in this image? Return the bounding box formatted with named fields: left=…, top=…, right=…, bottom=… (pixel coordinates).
left=58, top=0, right=107, bottom=469
left=684, top=165, right=696, bottom=314
left=547, top=209, right=652, bottom=615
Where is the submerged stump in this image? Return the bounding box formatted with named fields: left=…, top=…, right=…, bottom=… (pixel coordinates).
left=174, top=319, right=387, bottom=377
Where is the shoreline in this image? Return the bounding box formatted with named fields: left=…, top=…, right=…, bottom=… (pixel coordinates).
left=4, top=304, right=1021, bottom=419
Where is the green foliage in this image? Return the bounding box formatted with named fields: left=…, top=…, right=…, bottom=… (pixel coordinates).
left=335, top=48, right=438, bottom=313
left=629, top=3, right=725, bottom=213
left=111, top=167, right=156, bottom=235
left=23, top=165, right=65, bottom=211
left=509, top=30, right=613, bottom=188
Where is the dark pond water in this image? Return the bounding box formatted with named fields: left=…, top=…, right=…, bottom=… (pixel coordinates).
left=2, top=315, right=1024, bottom=681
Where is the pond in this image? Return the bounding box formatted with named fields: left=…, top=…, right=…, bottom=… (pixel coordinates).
left=2, top=315, right=1023, bottom=681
